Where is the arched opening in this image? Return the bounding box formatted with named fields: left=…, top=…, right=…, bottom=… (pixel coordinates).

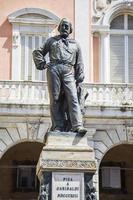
left=99, top=144, right=133, bottom=200
left=0, top=141, right=44, bottom=200
left=97, top=1, right=133, bottom=83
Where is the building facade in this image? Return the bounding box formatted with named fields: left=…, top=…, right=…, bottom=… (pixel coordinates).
left=0, top=0, right=133, bottom=199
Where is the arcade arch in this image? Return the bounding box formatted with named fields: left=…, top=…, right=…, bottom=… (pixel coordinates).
left=99, top=144, right=133, bottom=200
left=0, top=141, right=44, bottom=199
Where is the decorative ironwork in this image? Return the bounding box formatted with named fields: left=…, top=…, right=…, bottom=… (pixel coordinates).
left=85, top=173, right=97, bottom=200
left=38, top=172, right=52, bottom=200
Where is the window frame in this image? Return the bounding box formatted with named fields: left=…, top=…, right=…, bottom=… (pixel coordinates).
left=110, top=14, right=133, bottom=83
left=99, top=162, right=126, bottom=194
left=8, top=8, right=60, bottom=81
left=100, top=13, right=133, bottom=83
left=20, top=33, right=48, bottom=81
left=13, top=160, right=39, bottom=192
left=101, top=166, right=121, bottom=189
left=16, top=165, right=37, bottom=191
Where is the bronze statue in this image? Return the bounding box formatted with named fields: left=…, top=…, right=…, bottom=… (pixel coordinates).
left=33, top=18, right=87, bottom=134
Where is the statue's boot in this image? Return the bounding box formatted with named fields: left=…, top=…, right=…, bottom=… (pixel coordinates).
left=73, top=126, right=87, bottom=134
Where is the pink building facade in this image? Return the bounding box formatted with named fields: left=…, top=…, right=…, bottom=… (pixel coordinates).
left=0, top=0, right=91, bottom=82
left=0, top=0, right=133, bottom=200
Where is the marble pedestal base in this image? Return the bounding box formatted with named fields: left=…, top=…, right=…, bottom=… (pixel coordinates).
left=37, top=131, right=97, bottom=200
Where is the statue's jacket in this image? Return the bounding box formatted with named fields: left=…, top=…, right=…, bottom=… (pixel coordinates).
left=33, top=35, right=84, bottom=83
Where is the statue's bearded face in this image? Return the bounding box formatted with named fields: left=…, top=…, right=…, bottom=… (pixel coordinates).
left=59, top=21, right=71, bottom=38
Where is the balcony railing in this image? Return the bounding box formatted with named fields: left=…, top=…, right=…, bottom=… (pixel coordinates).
left=0, top=81, right=49, bottom=104
left=0, top=81, right=133, bottom=107
left=84, top=83, right=133, bottom=107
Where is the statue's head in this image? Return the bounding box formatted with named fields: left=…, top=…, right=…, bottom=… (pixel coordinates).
left=58, top=18, right=73, bottom=38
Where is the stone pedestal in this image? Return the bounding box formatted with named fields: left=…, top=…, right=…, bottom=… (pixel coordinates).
left=37, top=130, right=97, bottom=200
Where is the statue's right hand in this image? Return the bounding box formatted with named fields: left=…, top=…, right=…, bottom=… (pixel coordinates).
left=33, top=50, right=47, bottom=70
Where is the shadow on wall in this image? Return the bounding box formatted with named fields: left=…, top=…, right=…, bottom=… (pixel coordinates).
left=0, top=19, right=12, bottom=79
left=0, top=19, right=12, bottom=51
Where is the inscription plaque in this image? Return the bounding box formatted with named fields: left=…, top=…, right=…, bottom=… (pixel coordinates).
left=52, top=172, right=84, bottom=200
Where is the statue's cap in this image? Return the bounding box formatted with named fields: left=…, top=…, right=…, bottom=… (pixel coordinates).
left=60, top=18, right=70, bottom=23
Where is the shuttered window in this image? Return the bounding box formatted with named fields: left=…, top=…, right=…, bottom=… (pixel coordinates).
left=9, top=8, right=59, bottom=81
left=21, top=35, right=47, bottom=81
left=128, top=36, right=133, bottom=82
left=102, top=167, right=121, bottom=189
left=110, top=35, right=125, bottom=82
left=110, top=14, right=133, bottom=83
left=17, top=166, right=37, bottom=190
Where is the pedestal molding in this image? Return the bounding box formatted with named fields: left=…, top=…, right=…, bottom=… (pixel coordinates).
left=38, top=159, right=96, bottom=171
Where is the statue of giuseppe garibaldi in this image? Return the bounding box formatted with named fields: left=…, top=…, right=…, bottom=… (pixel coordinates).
left=33, top=18, right=87, bottom=134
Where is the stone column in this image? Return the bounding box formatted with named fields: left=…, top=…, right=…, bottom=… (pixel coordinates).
left=101, top=33, right=110, bottom=83
left=75, top=0, right=91, bottom=83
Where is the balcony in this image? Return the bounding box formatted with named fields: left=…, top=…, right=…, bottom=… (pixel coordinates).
left=0, top=81, right=49, bottom=105
left=84, top=83, right=133, bottom=107
left=0, top=81, right=133, bottom=117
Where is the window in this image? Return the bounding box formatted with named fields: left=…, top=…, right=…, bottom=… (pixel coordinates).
left=99, top=162, right=126, bottom=193
left=12, top=160, right=39, bottom=192
left=20, top=34, right=47, bottom=81
left=110, top=14, right=133, bottom=83
left=17, top=165, right=37, bottom=190
left=101, top=166, right=121, bottom=189
left=8, top=8, right=60, bottom=81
